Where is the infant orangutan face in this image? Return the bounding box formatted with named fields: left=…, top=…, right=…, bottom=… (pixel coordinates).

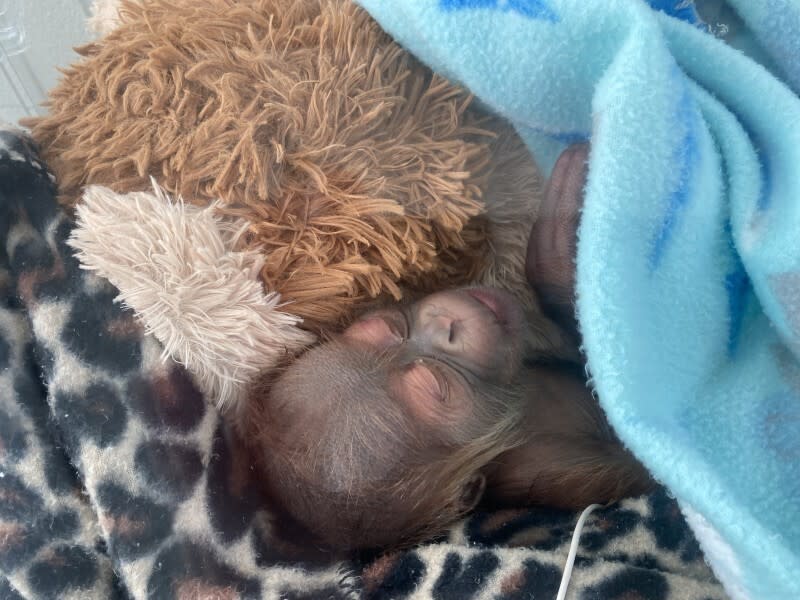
left=342, top=287, right=527, bottom=418
left=249, top=287, right=529, bottom=551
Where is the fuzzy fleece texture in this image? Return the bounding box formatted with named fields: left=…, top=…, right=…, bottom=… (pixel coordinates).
left=354, top=1, right=800, bottom=598
left=0, top=125, right=728, bottom=600
left=69, top=183, right=316, bottom=411
left=25, top=0, right=540, bottom=328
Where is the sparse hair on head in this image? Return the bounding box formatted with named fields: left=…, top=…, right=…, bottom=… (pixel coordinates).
left=242, top=339, right=527, bottom=551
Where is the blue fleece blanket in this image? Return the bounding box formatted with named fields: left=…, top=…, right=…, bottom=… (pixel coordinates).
left=354, top=1, right=800, bottom=598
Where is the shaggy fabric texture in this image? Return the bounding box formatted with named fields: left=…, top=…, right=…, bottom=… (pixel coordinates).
left=25, top=0, right=539, bottom=328
left=0, top=126, right=728, bottom=600
left=69, top=183, right=316, bottom=411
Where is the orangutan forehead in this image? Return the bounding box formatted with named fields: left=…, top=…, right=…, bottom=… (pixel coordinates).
left=306, top=340, right=387, bottom=387
left=280, top=341, right=397, bottom=418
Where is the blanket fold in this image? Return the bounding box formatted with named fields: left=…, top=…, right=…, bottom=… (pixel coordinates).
left=353, top=1, right=800, bottom=598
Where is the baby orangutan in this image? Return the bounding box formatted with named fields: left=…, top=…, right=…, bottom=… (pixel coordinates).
left=241, top=144, right=652, bottom=551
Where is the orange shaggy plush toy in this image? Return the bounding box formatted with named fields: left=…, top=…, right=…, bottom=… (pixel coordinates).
left=25, top=0, right=555, bottom=407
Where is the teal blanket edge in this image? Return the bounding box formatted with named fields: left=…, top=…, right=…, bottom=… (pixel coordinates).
left=354, top=1, right=800, bottom=598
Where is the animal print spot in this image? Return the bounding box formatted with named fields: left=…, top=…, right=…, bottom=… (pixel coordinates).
left=27, top=545, right=99, bottom=598
left=127, top=367, right=205, bottom=433
left=16, top=373, right=85, bottom=496
left=26, top=258, right=75, bottom=302
left=580, top=506, right=641, bottom=552
left=62, top=291, right=143, bottom=375
left=49, top=509, right=80, bottom=539
left=9, top=237, right=55, bottom=285
left=96, top=482, right=174, bottom=562
left=53, top=383, right=128, bottom=451
left=13, top=363, right=49, bottom=431
left=0, top=477, right=80, bottom=570
left=251, top=510, right=337, bottom=570
left=603, top=552, right=662, bottom=572
left=0, top=472, right=44, bottom=522
left=0, top=260, right=9, bottom=294
left=0, top=207, right=9, bottom=250
left=0, top=171, right=58, bottom=236
left=30, top=340, right=55, bottom=378
left=11, top=222, right=76, bottom=301
left=42, top=443, right=82, bottom=496
left=135, top=439, right=203, bottom=502
left=147, top=539, right=261, bottom=599
left=0, top=334, right=10, bottom=370
left=111, top=571, right=134, bottom=600
left=465, top=506, right=576, bottom=550
left=0, top=476, right=73, bottom=571
left=581, top=566, right=669, bottom=600
left=0, top=521, right=46, bottom=571
left=433, top=551, right=500, bottom=600
left=645, top=489, right=703, bottom=562
left=207, top=424, right=263, bottom=544
left=634, top=553, right=664, bottom=570
left=363, top=552, right=426, bottom=600
left=0, top=408, right=28, bottom=463
left=13, top=218, right=83, bottom=302
left=498, top=558, right=561, bottom=599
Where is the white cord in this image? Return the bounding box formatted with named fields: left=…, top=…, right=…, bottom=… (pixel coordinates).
left=555, top=503, right=603, bottom=600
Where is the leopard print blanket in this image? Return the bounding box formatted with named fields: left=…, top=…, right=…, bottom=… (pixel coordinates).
left=0, top=127, right=727, bottom=599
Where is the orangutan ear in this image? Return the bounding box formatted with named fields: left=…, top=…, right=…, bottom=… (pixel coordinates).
left=458, top=473, right=487, bottom=512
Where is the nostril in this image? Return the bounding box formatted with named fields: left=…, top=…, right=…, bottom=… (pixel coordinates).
left=448, top=321, right=456, bottom=344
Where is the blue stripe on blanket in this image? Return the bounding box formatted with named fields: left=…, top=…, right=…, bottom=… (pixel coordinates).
left=645, top=0, right=704, bottom=26
left=724, top=251, right=750, bottom=357
left=440, top=0, right=559, bottom=22
left=756, top=147, right=773, bottom=211
left=649, top=83, right=699, bottom=271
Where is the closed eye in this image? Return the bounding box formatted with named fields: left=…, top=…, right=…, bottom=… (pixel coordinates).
left=388, top=358, right=473, bottom=425
left=342, top=315, right=403, bottom=348
left=389, top=360, right=447, bottom=417
left=389, top=310, right=410, bottom=340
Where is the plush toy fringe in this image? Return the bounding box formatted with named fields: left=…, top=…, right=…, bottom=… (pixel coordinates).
left=69, top=182, right=316, bottom=411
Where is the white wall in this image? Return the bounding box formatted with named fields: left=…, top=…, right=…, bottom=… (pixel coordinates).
left=1, top=0, right=92, bottom=124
